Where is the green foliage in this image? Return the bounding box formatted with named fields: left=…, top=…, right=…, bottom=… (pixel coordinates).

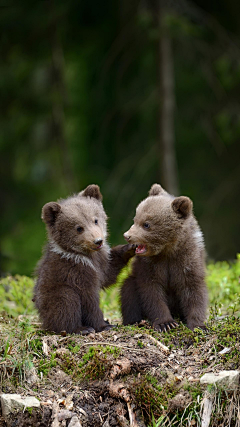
left=134, top=375, right=203, bottom=426
left=208, top=315, right=240, bottom=369
left=78, top=345, right=120, bottom=380
left=35, top=343, right=121, bottom=381
left=207, top=254, right=240, bottom=314
left=0, top=318, right=37, bottom=385
left=100, top=263, right=132, bottom=321
left=67, top=343, right=81, bottom=354
left=0, top=275, right=36, bottom=316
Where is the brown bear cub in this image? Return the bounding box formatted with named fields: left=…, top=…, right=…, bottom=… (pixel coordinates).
left=34, top=184, right=135, bottom=335
left=121, top=184, right=208, bottom=332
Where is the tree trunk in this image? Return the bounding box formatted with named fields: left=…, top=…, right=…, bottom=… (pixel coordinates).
left=158, top=5, right=179, bottom=195
left=48, top=0, right=76, bottom=193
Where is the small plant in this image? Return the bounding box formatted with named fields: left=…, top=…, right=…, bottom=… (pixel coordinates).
left=68, top=343, right=81, bottom=354
left=78, top=346, right=108, bottom=380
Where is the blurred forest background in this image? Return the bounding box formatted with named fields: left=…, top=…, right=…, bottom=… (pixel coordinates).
left=0, top=0, right=240, bottom=276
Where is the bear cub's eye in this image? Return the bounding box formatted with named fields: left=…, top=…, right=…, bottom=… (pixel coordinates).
left=76, top=226, right=84, bottom=233
left=95, top=219, right=98, bottom=225
left=143, top=222, right=150, bottom=229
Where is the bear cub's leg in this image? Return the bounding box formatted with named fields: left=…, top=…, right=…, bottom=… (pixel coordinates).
left=121, top=276, right=142, bottom=325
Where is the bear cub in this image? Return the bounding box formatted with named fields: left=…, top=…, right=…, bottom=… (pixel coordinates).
left=121, top=184, right=208, bottom=331
left=34, top=184, right=135, bottom=335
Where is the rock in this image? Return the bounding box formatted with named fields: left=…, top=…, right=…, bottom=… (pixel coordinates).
left=57, top=410, right=76, bottom=421
left=218, top=347, right=231, bottom=355
left=0, top=393, right=40, bottom=418
left=68, top=415, right=82, bottom=427
left=200, top=370, right=240, bottom=390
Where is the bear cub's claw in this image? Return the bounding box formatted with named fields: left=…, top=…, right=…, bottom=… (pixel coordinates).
left=153, top=320, right=179, bottom=333
left=99, top=323, right=115, bottom=332
left=120, top=244, right=137, bottom=261
left=76, top=326, right=95, bottom=335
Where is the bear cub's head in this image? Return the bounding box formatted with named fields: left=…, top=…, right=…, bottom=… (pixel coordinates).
left=42, top=184, right=107, bottom=255
left=124, top=183, right=193, bottom=256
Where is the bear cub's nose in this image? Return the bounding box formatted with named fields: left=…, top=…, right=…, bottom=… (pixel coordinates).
left=94, top=238, right=103, bottom=246
left=123, top=233, right=130, bottom=241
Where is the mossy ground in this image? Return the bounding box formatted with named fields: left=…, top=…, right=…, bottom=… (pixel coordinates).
left=0, top=256, right=240, bottom=426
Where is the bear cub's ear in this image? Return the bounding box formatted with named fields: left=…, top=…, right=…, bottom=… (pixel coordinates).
left=172, top=196, right=193, bottom=218
left=148, top=183, right=164, bottom=197
left=42, top=202, right=61, bottom=227
left=80, top=184, right=103, bottom=201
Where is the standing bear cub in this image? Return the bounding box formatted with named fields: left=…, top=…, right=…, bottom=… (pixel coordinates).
left=34, top=184, right=135, bottom=335
left=121, top=184, right=208, bottom=331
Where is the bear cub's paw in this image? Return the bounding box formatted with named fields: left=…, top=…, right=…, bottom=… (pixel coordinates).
left=99, top=324, right=115, bottom=332
left=121, top=243, right=137, bottom=260
left=76, top=326, right=96, bottom=335
left=153, top=319, right=179, bottom=333
left=187, top=321, right=207, bottom=332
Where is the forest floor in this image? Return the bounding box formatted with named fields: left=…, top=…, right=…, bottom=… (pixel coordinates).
left=0, top=259, right=240, bottom=426
left=0, top=310, right=240, bottom=427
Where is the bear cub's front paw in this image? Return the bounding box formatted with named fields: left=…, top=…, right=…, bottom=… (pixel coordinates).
left=98, top=323, right=115, bottom=332
left=153, top=320, right=179, bottom=332
left=122, top=244, right=137, bottom=260
left=76, top=326, right=95, bottom=335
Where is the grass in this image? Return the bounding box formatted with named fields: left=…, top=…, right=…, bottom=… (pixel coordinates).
left=207, top=253, right=240, bottom=316
left=0, top=275, right=36, bottom=317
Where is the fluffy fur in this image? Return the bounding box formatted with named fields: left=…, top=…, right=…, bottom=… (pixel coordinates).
left=121, top=183, right=208, bottom=331
left=34, top=184, right=135, bottom=334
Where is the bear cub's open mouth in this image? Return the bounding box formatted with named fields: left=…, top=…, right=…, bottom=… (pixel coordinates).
left=93, top=243, right=103, bottom=250
left=135, top=244, right=147, bottom=254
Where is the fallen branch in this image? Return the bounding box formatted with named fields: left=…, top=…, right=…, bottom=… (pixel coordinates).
left=201, top=393, right=214, bottom=427
left=145, top=334, right=170, bottom=354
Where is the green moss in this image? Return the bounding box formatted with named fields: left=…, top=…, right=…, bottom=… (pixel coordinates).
left=159, top=323, right=198, bottom=349
left=29, top=338, right=43, bottom=353
left=77, top=345, right=121, bottom=380
left=67, top=343, right=81, bottom=354
left=37, top=351, right=57, bottom=376
left=27, top=407, right=33, bottom=416
left=208, top=315, right=240, bottom=368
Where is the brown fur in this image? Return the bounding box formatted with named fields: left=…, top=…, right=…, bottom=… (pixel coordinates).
left=121, top=184, right=208, bottom=331
left=34, top=185, right=135, bottom=334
